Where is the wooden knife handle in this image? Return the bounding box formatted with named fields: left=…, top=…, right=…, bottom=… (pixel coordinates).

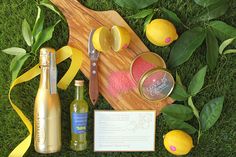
left=89, top=60, right=99, bottom=105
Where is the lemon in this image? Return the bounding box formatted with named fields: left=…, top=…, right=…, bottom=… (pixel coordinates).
left=163, top=130, right=194, bottom=155
left=92, top=26, right=112, bottom=52
left=111, top=25, right=131, bottom=52
left=146, top=19, right=178, bottom=47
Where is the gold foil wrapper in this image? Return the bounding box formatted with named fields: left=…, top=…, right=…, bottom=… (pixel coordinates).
left=39, top=48, right=56, bottom=66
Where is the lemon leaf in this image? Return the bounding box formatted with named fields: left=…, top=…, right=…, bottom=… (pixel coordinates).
left=206, top=28, right=219, bottom=70
left=167, top=27, right=206, bottom=67
left=11, top=54, right=30, bottom=82
left=143, top=12, right=154, bottom=32
left=163, top=114, right=197, bottom=134
left=128, top=8, right=154, bottom=19
left=170, top=83, right=189, bottom=101
left=1, top=47, right=26, bottom=56
left=198, top=2, right=228, bottom=21
left=219, top=38, right=236, bottom=54
left=200, top=96, right=224, bottom=132
left=223, top=49, right=236, bottom=54
left=161, top=104, right=193, bottom=121
left=160, top=7, right=186, bottom=28
left=188, top=97, right=200, bottom=119
left=209, top=21, right=236, bottom=47
left=32, top=6, right=45, bottom=39
left=188, top=65, right=207, bottom=96
left=22, top=19, right=33, bottom=46
left=40, top=0, right=66, bottom=21
left=194, top=0, right=221, bottom=7
left=32, top=20, right=60, bottom=53
left=114, top=0, right=158, bottom=10
left=175, top=71, right=184, bottom=87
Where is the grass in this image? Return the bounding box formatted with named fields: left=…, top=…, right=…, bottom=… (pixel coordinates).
left=0, top=0, right=236, bottom=156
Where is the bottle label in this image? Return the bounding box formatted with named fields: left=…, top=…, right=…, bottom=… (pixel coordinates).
left=72, top=112, right=88, bottom=134
left=49, top=53, right=57, bottom=94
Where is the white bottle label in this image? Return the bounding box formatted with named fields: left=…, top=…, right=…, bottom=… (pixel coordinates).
left=49, top=53, right=57, bottom=94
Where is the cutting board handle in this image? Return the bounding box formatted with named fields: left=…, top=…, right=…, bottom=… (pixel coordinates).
left=51, top=0, right=110, bottom=17
left=51, top=0, right=85, bottom=10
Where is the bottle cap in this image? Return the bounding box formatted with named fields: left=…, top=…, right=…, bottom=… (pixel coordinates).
left=40, top=47, right=56, bottom=54
left=75, top=80, right=84, bottom=86
left=39, top=47, right=56, bottom=66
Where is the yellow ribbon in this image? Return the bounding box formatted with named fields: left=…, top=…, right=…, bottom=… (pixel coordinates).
left=8, top=46, right=83, bottom=157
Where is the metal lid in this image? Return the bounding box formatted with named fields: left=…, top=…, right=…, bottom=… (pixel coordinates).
left=138, top=68, right=175, bottom=101
left=75, top=80, right=84, bottom=86
left=130, top=52, right=166, bottom=84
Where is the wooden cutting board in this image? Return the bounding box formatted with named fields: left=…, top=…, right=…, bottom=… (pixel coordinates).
left=51, top=0, right=174, bottom=115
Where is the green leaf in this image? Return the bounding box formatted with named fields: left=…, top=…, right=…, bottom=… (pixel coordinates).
left=167, top=27, right=206, bottom=67
left=161, top=104, right=193, bottom=121
left=32, top=6, right=45, bottom=38
left=114, top=0, right=158, bottom=9
left=198, top=2, right=228, bottom=21
left=1, top=47, right=26, bottom=56
left=143, top=12, right=154, bottom=32
left=40, top=0, right=65, bottom=21
left=160, top=7, right=184, bottom=27
left=163, top=114, right=197, bottom=134
left=194, top=0, right=222, bottom=7
left=175, top=71, right=184, bottom=87
left=206, top=28, right=219, bottom=70
left=209, top=21, right=236, bottom=47
left=224, top=49, right=236, bottom=54
left=200, top=96, right=224, bottom=132
left=32, top=20, right=60, bottom=53
left=188, top=66, right=207, bottom=96
left=22, top=19, right=33, bottom=46
left=188, top=96, right=200, bottom=119
left=10, top=54, right=25, bottom=71
left=170, top=83, right=189, bottom=101
left=11, top=54, right=30, bottom=82
left=219, top=38, right=235, bottom=54
left=128, top=8, right=154, bottom=19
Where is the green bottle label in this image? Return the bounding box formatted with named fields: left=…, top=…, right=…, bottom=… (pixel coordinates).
left=72, top=112, right=88, bottom=134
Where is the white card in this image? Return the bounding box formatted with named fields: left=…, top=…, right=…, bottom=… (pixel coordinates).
left=94, top=110, right=156, bottom=152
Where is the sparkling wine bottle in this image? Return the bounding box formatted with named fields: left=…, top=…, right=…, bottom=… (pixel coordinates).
left=34, top=47, right=61, bottom=153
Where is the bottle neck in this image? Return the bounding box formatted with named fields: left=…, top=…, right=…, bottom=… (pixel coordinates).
left=39, top=67, right=49, bottom=89
left=75, top=86, right=84, bottom=100
left=39, top=52, right=57, bottom=93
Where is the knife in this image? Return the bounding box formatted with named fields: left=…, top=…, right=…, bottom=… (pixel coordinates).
left=88, top=30, right=99, bottom=105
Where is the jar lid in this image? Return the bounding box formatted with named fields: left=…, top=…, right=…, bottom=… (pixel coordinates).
left=130, top=52, right=166, bottom=84
left=138, top=68, right=175, bottom=101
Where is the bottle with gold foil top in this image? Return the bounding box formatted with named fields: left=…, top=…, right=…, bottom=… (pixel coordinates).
left=34, top=47, right=61, bottom=153
left=70, top=80, right=88, bottom=151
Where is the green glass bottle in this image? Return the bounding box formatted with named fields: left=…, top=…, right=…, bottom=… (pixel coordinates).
left=70, top=80, right=88, bottom=151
